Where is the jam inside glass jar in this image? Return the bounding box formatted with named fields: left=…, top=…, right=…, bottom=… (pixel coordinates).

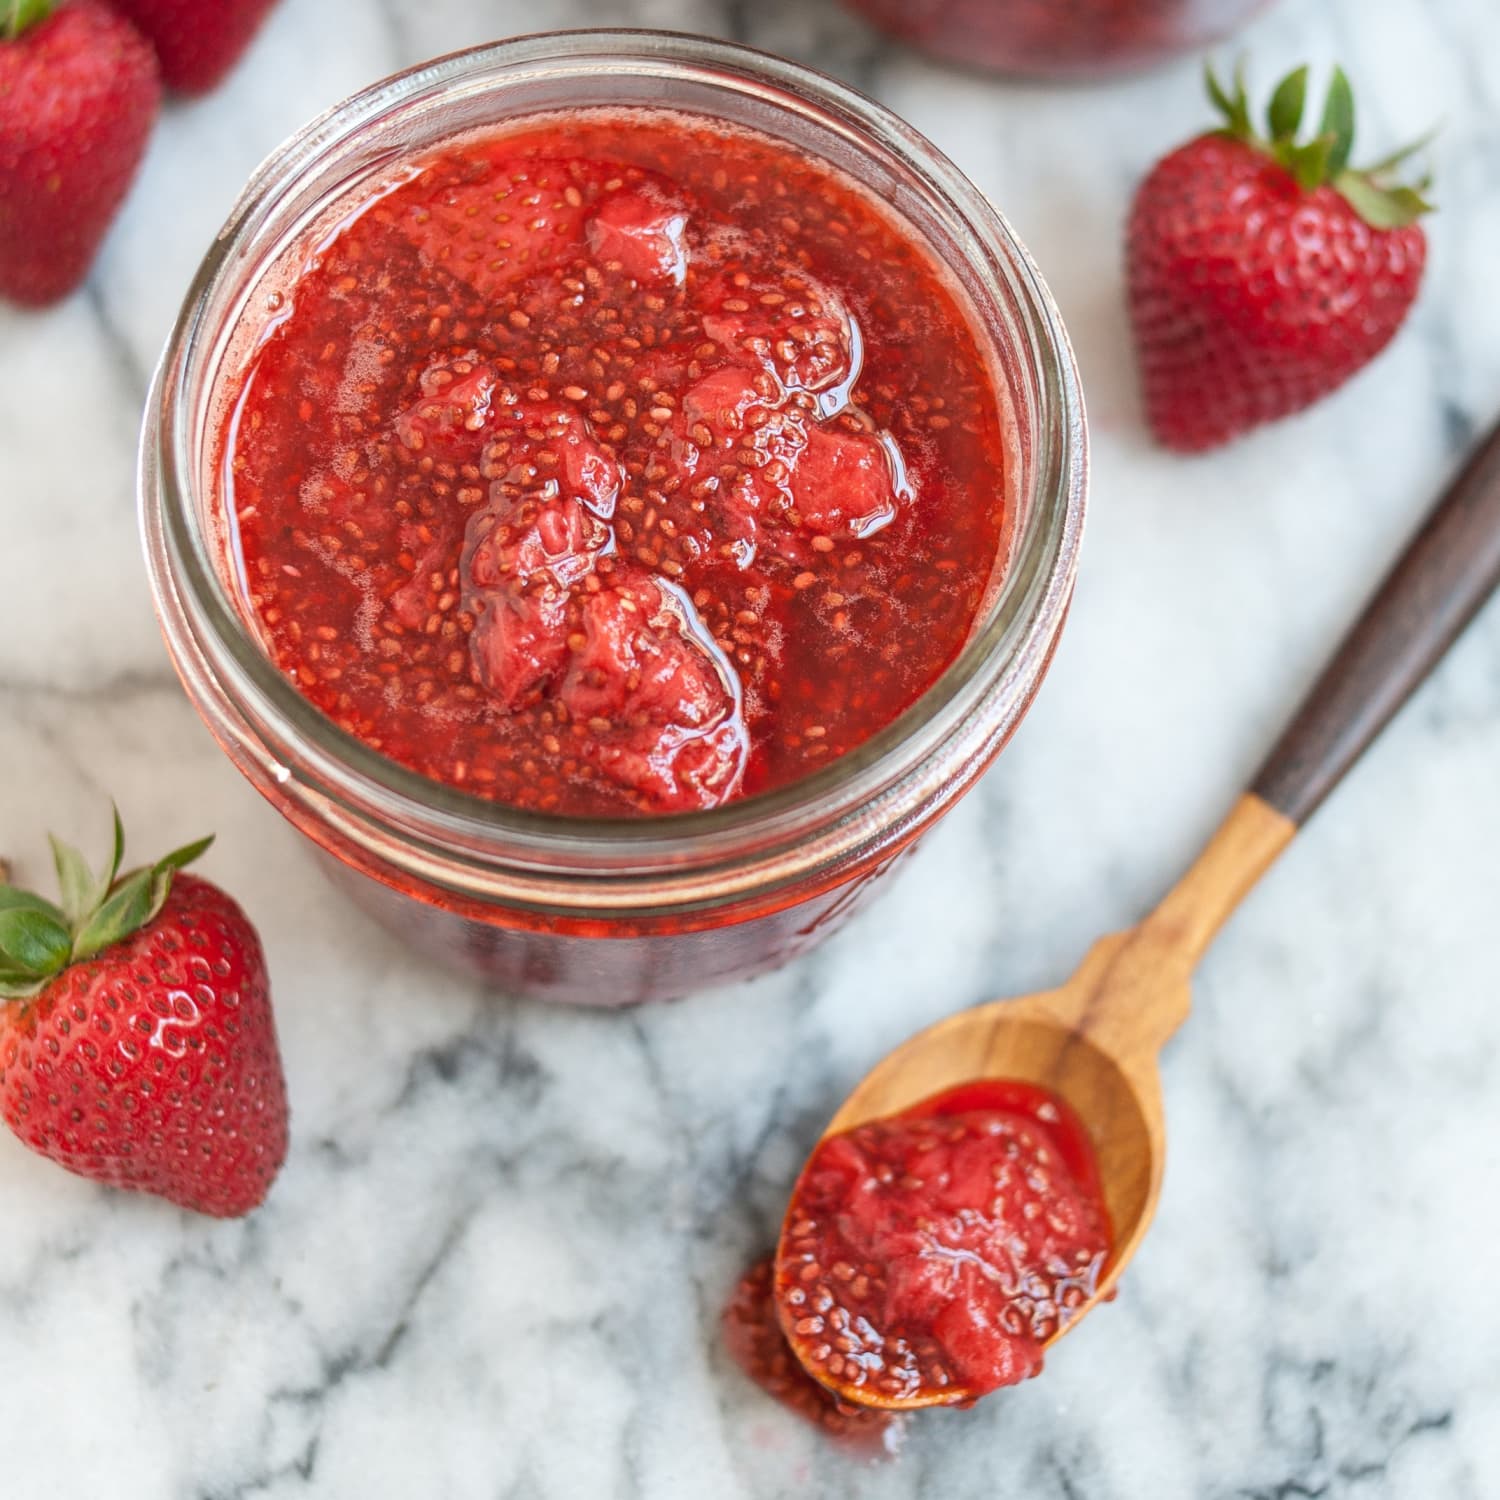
left=844, top=0, right=1274, bottom=79
left=222, top=110, right=1011, bottom=819
left=141, top=33, right=1087, bottom=1004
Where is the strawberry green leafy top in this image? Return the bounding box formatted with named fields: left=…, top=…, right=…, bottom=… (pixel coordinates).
left=0, top=810, right=213, bottom=999
left=1207, top=61, right=1435, bottom=229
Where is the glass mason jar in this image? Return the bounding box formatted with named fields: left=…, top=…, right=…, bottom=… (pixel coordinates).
left=845, top=0, right=1274, bottom=80
left=140, top=30, right=1086, bottom=1006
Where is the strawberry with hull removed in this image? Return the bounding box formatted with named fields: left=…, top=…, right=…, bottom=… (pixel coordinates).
left=1127, top=63, right=1432, bottom=453
left=0, top=811, right=288, bottom=1218
left=0, top=0, right=161, bottom=307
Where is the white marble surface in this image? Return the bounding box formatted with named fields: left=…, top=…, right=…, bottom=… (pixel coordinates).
left=2, top=0, right=1498, bottom=1494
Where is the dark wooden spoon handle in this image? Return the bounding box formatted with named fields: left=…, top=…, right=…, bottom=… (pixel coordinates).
left=1251, top=416, right=1500, bottom=826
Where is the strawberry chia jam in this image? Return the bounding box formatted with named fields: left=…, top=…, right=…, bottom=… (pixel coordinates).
left=222, top=110, right=1010, bottom=816
left=729, top=1080, right=1110, bottom=1429
left=144, top=34, right=1087, bottom=1004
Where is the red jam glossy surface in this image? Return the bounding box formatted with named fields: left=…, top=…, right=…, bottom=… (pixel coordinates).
left=845, top=0, right=1270, bottom=79
left=222, top=109, right=1009, bottom=816
left=772, top=1081, right=1111, bottom=1407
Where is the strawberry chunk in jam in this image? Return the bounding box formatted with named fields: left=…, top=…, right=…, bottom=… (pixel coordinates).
left=561, top=577, right=746, bottom=811
left=393, top=156, right=594, bottom=299
left=223, top=110, right=1010, bottom=815
left=791, top=425, right=907, bottom=541
left=394, top=354, right=500, bottom=455
left=698, top=269, right=861, bottom=412
left=467, top=588, right=570, bottom=713
left=588, top=187, right=690, bottom=286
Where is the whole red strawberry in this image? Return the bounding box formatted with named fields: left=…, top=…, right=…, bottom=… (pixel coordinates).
left=1127, top=64, right=1432, bottom=452
left=0, top=812, right=288, bottom=1217
left=105, top=0, right=278, bottom=95
left=0, top=0, right=160, bottom=307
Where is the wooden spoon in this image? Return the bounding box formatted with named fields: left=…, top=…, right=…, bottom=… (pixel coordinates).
left=786, top=415, right=1500, bottom=1408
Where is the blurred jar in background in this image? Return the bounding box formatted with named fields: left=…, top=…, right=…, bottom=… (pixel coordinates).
left=845, top=0, right=1274, bottom=79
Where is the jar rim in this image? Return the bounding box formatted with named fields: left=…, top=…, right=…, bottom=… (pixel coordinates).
left=142, top=28, right=1086, bottom=894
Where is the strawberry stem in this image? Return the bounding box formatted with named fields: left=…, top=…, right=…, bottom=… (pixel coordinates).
left=2, top=0, right=54, bottom=42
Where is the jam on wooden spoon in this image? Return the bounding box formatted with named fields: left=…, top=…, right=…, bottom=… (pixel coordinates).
left=775, top=1081, right=1109, bottom=1409
left=756, top=416, right=1500, bottom=1416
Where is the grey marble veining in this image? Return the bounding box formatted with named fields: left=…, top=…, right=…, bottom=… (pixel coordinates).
left=2, top=0, right=1498, bottom=1495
